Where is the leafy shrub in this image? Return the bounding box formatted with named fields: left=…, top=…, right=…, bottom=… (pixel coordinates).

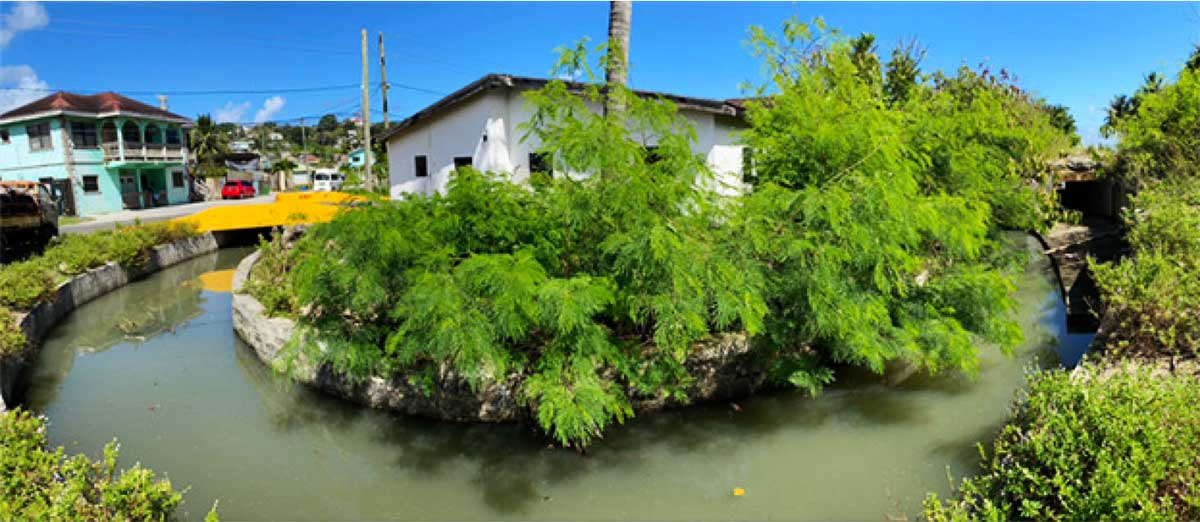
left=1092, top=169, right=1200, bottom=360
left=0, top=222, right=198, bottom=357
left=0, top=260, right=58, bottom=310
left=0, top=409, right=183, bottom=520
left=0, top=306, right=24, bottom=358
left=925, top=364, right=1200, bottom=521
left=243, top=232, right=299, bottom=316
left=0, top=221, right=198, bottom=311
left=250, top=20, right=1068, bottom=448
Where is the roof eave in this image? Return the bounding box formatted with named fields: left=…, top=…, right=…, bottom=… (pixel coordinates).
left=0, top=109, right=193, bottom=126
left=374, top=73, right=744, bottom=144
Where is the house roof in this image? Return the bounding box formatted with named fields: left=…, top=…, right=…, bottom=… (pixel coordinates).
left=0, top=91, right=193, bottom=126
left=375, top=73, right=746, bottom=143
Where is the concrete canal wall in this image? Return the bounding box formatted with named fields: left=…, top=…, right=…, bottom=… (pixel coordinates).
left=0, top=233, right=220, bottom=411
left=231, top=250, right=768, bottom=424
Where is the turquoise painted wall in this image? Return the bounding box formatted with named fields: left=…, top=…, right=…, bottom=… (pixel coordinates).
left=0, top=117, right=66, bottom=179
left=0, top=115, right=190, bottom=216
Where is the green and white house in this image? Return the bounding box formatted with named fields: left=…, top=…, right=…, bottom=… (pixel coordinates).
left=0, top=91, right=194, bottom=216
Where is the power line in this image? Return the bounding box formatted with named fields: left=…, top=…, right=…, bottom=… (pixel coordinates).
left=53, top=16, right=352, bottom=50
left=36, top=28, right=359, bottom=57
left=4, top=82, right=445, bottom=97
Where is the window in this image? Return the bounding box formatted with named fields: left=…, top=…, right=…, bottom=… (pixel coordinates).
left=70, top=122, right=98, bottom=148
left=26, top=123, right=52, bottom=151
left=82, top=175, right=100, bottom=193
left=529, top=152, right=551, bottom=174
left=165, top=127, right=181, bottom=145
left=0, top=128, right=9, bottom=144
left=414, top=155, right=428, bottom=177
left=172, top=171, right=184, bottom=188
left=453, top=156, right=472, bottom=170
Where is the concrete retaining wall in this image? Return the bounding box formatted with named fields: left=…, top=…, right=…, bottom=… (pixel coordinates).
left=0, top=233, right=220, bottom=411
left=231, top=250, right=768, bottom=425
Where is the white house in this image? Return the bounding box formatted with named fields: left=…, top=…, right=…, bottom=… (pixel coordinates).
left=376, top=74, right=750, bottom=198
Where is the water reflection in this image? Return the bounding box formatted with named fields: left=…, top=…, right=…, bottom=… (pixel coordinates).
left=22, top=249, right=249, bottom=408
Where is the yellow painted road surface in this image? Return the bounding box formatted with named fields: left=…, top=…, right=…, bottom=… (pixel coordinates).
left=172, top=192, right=366, bottom=232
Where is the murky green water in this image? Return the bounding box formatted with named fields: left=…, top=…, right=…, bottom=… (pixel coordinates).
left=23, top=240, right=1088, bottom=521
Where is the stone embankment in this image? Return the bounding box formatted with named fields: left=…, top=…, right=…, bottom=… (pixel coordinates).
left=1037, top=219, right=1128, bottom=330
left=232, top=250, right=767, bottom=423
left=0, top=233, right=220, bottom=411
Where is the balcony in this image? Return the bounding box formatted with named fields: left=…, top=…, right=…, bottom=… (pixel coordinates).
left=102, top=142, right=185, bottom=164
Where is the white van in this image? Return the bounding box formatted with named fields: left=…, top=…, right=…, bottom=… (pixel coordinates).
left=312, top=169, right=344, bottom=192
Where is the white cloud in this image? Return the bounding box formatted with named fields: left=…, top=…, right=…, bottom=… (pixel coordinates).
left=0, top=64, right=50, bottom=113
left=253, top=95, right=286, bottom=123
left=214, top=101, right=251, bottom=123
left=0, top=2, right=49, bottom=49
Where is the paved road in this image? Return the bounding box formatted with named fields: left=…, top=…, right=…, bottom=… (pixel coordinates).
left=62, top=195, right=276, bottom=234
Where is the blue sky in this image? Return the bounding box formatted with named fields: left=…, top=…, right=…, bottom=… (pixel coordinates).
left=2, top=1, right=1197, bottom=144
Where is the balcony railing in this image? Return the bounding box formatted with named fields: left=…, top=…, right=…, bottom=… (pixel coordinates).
left=102, top=142, right=185, bottom=163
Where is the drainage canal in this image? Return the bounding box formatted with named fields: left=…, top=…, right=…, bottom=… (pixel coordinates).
left=20, top=236, right=1090, bottom=520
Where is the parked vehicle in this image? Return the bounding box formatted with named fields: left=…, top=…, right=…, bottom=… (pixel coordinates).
left=1, top=180, right=59, bottom=262
left=221, top=180, right=257, bottom=199
left=312, top=170, right=344, bottom=192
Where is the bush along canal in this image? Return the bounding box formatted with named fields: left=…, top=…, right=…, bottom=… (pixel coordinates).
left=17, top=236, right=1090, bottom=520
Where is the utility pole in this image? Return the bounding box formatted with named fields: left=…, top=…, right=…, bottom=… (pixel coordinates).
left=301, top=116, right=308, bottom=187
left=379, top=31, right=389, bottom=129
left=361, top=28, right=373, bottom=192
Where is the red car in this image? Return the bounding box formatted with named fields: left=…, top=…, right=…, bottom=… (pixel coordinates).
left=221, top=180, right=256, bottom=199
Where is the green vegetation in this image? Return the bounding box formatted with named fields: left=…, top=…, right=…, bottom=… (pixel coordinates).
left=0, top=409, right=183, bottom=520
left=1092, top=64, right=1200, bottom=361
left=924, top=365, right=1200, bottom=521
left=248, top=19, right=1072, bottom=448
left=1093, top=178, right=1200, bottom=360
left=930, top=47, right=1200, bottom=521
left=189, top=114, right=229, bottom=179
left=1105, top=67, right=1200, bottom=180
left=0, top=221, right=198, bottom=356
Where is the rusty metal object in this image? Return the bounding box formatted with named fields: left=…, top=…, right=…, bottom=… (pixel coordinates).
left=1, top=181, right=59, bottom=262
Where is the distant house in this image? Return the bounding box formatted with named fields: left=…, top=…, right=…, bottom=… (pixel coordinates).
left=229, top=139, right=254, bottom=153
left=375, top=73, right=749, bottom=198
left=347, top=148, right=365, bottom=168
left=0, top=91, right=193, bottom=216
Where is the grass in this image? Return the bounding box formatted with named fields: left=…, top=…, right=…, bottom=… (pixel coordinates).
left=57, top=216, right=94, bottom=227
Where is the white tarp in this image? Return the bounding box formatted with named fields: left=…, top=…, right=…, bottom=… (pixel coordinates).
left=703, top=145, right=749, bottom=197
left=471, top=117, right=515, bottom=178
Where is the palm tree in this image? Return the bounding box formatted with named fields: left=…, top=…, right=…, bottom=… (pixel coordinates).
left=189, top=114, right=229, bottom=178
left=270, top=158, right=298, bottom=191
left=605, top=0, right=632, bottom=115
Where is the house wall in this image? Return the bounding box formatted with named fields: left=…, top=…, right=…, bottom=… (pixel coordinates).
left=386, top=88, right=748, bottom=197
left=0, top=117, right=69, bottom=195
left=0, top=115, right=189, bottom=216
